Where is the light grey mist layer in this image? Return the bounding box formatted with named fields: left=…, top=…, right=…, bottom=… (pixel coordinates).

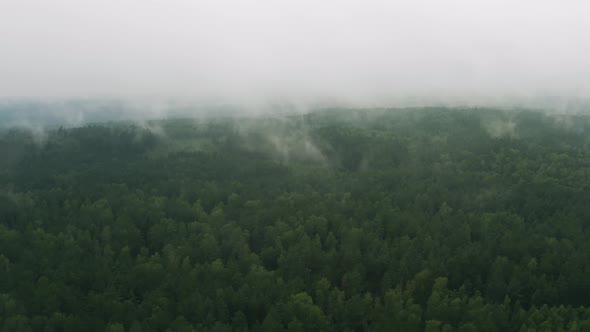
left=0, top=0, right=589, bottom=105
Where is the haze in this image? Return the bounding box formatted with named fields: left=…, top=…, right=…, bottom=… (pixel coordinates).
left=1, top=0, right=589, bottom=105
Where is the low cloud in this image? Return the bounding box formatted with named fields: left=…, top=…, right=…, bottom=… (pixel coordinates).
left=0, top=0, right=588, bottom=107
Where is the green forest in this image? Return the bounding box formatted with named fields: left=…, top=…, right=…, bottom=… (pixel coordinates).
left=2, top=107, right=590, bottom=331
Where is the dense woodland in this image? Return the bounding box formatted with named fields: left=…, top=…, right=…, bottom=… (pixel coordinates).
left=2, top=108, right=590, bottom=331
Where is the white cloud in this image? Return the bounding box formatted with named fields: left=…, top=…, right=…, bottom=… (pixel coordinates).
left=0, top=0, right=588, bottom=104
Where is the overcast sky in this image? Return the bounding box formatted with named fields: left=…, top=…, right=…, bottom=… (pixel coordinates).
left=1, top=0, right=589, bottom=105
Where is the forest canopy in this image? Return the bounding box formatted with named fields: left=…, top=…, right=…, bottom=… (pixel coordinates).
left=2, top=107, right=590, bottom=331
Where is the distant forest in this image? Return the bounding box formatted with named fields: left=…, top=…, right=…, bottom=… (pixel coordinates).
left=3, top=108, right=590, bottom=331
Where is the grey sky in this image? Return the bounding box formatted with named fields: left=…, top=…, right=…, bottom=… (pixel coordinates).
left=1, top=0, right=589, bottom=104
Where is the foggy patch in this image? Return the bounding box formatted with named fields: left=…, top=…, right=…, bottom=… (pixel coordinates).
left=234, top=117, right=330, bottom=165
left=0, top=1, right=588, bottom=105
left=483, top=119, right=518, bottom=139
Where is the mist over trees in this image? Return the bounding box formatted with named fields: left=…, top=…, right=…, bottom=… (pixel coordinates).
left=2, top=0, right=589, bottom=330
left=1, top=108, right=590, bottom=330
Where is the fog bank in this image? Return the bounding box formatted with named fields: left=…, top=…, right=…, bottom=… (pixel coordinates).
left=1, top=0, right=589, bottom=104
